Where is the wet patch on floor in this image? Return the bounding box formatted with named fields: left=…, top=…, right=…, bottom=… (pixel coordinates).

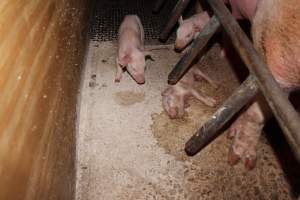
left=77, top=41, right=296, bottom=200
left=114, top=91, right=145, bottom=106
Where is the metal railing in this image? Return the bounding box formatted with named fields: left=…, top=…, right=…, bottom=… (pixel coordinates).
left=158, top=0, right=300, bottom=162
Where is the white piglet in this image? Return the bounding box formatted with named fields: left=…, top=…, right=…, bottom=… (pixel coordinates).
left=116, top=15, right=151, bottom=84
left=175, top=12, right=210, bottom=51
left=162, top=66, right=217, bottom=119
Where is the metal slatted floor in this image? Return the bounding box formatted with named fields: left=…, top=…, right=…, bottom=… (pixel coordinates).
left=88, top=0, right=179, bottom=44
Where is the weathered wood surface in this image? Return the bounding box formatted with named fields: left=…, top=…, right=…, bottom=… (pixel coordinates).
left=0, top=0, right=91, bottom=199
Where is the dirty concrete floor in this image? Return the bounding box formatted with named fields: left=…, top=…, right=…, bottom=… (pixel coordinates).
left=76, top=41, right=296, bottom=200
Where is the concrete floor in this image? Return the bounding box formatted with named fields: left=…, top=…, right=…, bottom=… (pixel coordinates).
left=76, top=41, right=296, bottom=200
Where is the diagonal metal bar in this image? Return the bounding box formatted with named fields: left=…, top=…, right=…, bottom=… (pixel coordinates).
left=159, top=0, right=191, bottom=41
left=206, top=0, right=300, bottom=162
left=185, top=75, right=259, bottom=155
left=168, top=15, right=221, bottom=85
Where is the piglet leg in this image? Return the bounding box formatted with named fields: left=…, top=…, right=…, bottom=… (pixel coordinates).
left=227, top=98, right=269, bottom=170
left=115, top=58, right=123, bottom=83
left=193, top=67, right=218, bottom=88
left=177, top=97, right=186, bottom=118
left=190, top=87, right=216, bottom=107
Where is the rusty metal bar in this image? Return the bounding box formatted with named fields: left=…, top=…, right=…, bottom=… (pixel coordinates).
left=168, top=15, right=220, bottom=84
left=206, top=0, right=300, bottom=162
left=185, top=75, right=259, bottom=156
left=159, top=0, right=191, bottom=41
left=153, top=0, right=166, bottom=13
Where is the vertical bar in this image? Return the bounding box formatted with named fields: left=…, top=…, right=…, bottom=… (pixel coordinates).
left=168, top=15, right=220, bottom=84
left=159, top=0, right=191, bottom=41
left=185, top=76, right=259, bottom=155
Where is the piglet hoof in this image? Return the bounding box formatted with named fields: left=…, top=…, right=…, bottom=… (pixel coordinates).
left=200, top=95, right=217, bottom=107
left=205, top=97, right=217, bottom=107
left=228, top=146, right=256, bottom=170
left=190, top=88, right=217, bottom=107
left=114, top=75, right=122, bottom=83
left=228, top=146, right=241, bottom=166
left=166, top=108, right=181, bottom=119
left=227, top=114, right=262, bottom=170
left=244, top=155, right=257, bottom=170
left=199, top=96, right=217, bottom=107
left=227, top=127, right=236, bottom=139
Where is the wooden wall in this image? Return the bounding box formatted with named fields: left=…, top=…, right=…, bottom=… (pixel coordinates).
left=0, top=0, right=91, bottom=199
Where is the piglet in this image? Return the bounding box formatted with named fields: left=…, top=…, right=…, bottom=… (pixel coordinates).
left=162, top=66, right=217, bottom=119
left=116, top=15, right=151, bottom=84
left=175, top=12, right=210, bottom=51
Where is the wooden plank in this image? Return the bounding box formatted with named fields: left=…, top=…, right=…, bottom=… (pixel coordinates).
left=0, top=0, right=92, bottom=199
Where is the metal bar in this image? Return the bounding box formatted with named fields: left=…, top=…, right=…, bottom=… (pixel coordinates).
left=159, top=0, right=191, bottom=41
left=168, top=15, right=221, bottom=85
left=153, top=0, right=166, bottom=13
left=185, top=75, right=259, bottom=156
left=207, top=0, right=300, bottom=162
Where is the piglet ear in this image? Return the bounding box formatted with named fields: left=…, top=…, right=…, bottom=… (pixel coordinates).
left=178, top=15, right=183, bottom=25
left=119, top=55, right=131, bottom=66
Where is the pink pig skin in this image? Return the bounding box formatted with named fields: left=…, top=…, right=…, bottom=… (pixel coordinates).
left=175, top=0, right=257, bottom=51
left=226, top=0, right=300, bottom=169
left=162, top=66, right=217, bottom=119
left=174, top=0, right=300, bottom=169
left=116, top=15, right=150, bottom=84
left=226, top=0, right=258, bottom=21
left=175, top=12, right=210, bottom=50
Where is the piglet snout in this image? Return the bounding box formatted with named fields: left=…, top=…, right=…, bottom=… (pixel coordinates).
left=133, top=75, right=145, bottom=84
left=175, top=41, right=185, bottom=51
left=168, top=107, right=179, bottom=119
